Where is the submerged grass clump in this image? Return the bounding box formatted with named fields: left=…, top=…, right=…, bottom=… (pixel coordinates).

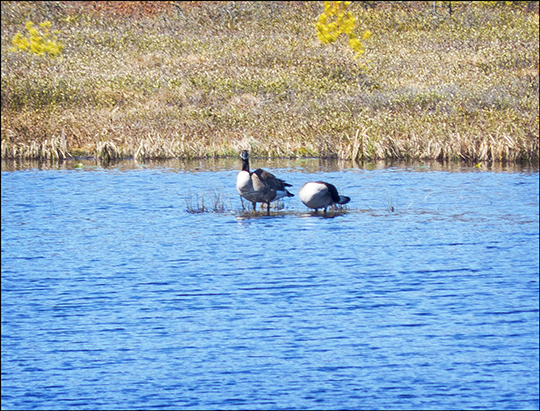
left=185, top=189, right=232, bottom=214
left=184, top=188, right=291, bottom=214
left=1, top=1, right=538, bottom=163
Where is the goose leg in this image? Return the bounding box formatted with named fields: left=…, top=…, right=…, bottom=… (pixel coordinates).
left=266, top=202, right=271, bottom=216
left=252, top=202, right=257, bottom=212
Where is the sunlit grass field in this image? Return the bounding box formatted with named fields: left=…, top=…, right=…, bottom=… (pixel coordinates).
left=1, top=1, right=538, bottom=163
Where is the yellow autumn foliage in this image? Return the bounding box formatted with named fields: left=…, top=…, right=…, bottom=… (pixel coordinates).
left=315, top=1, right=371, bottom=59
left=11, top=21, right=63, bottom=57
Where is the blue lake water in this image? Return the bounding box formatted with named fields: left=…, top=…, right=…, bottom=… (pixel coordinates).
left=1, top=158, right=539, bottom=410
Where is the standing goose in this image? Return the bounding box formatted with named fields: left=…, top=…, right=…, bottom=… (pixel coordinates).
left=299, top=181, right=350, bottom=215
left=236, top=150, right=294, bottom=215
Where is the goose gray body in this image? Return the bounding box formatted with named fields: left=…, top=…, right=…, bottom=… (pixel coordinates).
left=236, top=150, right=293, bottom=215
left=299, top=181, right=350, bottom=214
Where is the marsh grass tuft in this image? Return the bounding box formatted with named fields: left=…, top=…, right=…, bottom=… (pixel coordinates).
left=1, top=1, right=538, bottom=163
left=185, top=188, right=231, bottom=214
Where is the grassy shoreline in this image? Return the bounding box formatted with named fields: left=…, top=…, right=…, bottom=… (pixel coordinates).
left=1, top=1, right=539, bottom=163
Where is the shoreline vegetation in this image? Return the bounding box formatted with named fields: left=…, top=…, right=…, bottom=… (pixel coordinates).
left=1, top=1, right=539, bottom=164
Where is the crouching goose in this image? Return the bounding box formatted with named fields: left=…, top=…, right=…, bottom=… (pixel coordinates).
left=299, top=181, right=350, bottom=214
left=236, top=150, right=294, bottom=215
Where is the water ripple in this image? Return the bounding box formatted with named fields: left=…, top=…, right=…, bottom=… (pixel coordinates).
left=1, top=164, right=538, bottom=410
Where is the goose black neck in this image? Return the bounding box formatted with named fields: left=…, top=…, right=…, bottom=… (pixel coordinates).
left=326, top=183, right=341, bottom=203
left=242, top=158, right=250, bottom=172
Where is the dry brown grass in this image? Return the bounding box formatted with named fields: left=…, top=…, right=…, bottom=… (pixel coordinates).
left=1, top=1, right=538, bottom=163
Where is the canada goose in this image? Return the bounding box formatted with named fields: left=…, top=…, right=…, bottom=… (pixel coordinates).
left=299, top=181, right=350, bottom=214
left=236, top=150, right=294, bottom=215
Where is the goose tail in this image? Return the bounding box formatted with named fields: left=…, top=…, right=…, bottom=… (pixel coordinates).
left=275, top=188, right=294, bottom=200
